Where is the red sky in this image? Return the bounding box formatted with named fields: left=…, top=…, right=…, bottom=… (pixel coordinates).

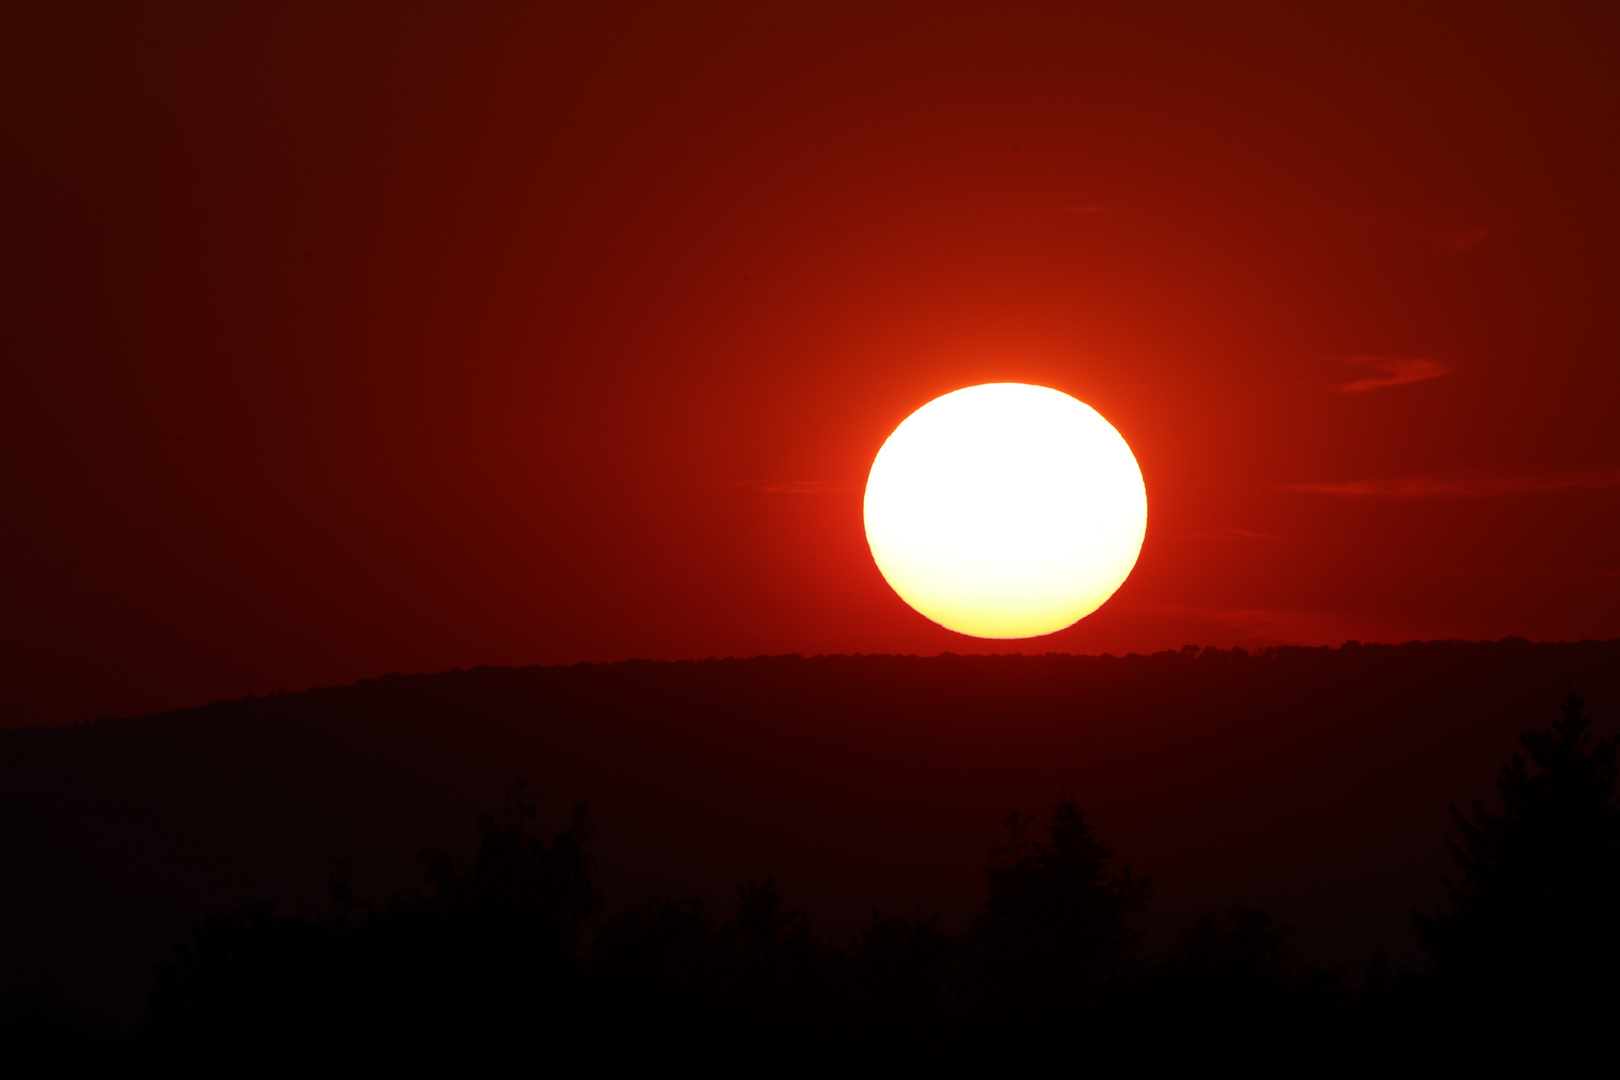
left=4, top=1, right=1618, bottom=725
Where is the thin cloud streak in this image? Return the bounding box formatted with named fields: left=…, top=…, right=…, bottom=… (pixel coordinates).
left=1336, top=356, right=1453, bottom=393
left=1332, top=211, right=1493, bottom=253
left=1285, top=468, right=1620, bottom=499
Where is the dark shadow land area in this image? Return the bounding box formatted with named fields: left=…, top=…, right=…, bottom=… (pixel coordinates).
left=8, top=696, right=1620, bottom=1075
left=4, top=643, right=1620, bottom=1073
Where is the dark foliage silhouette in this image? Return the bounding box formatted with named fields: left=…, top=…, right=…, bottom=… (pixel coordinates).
left=7, top=641, right=1618, bottom=1032
left=10, top=673, right=1620, bottom=1074
left=587, top=877, right=841, bottom=1073
left=1128, top=908, right=1351, bottom=1073
left=1417, top=694, right=1620, bottom=1062
left=139, top=781, right=599, bottom=1076
left=846, top=910, right=962, bottom=1052
left=586, top=895, right=723, bottom=1063
left=0, top=992, right=114, bottom=1078
left=975, top=800, right=1150, bottom=1012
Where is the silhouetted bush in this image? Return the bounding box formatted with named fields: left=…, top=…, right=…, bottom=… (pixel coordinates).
left=1122, top=908, right=1352, bottom=1074
left=587, top=895, right=724, bottom=1065
left=586, top=876, right=838, bottom=1073
left=846, top=910, right=963, bottom=1047
left=0, top=992, right=114, bottom=1079
left=122, top=792, right=1365, bottom=1075
left=137, top=782, right=599, bottom=1076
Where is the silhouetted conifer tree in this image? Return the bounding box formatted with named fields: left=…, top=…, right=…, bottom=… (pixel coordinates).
left=1417, top=694, right=1620, bottom=1059
left=946, top=800, right=1151, bottom=1071
left=980, top=800, right=1150, bottom=991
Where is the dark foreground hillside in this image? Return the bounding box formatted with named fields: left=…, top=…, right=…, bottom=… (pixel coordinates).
left=2, top=639, right=1617, bottom=1037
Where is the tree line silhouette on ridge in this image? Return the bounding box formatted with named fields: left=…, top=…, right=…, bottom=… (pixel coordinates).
left=5, top=694, right=1619, bottom=1075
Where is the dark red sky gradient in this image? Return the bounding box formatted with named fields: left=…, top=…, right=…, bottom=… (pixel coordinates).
left=5, top=2, right=1618, bottom=725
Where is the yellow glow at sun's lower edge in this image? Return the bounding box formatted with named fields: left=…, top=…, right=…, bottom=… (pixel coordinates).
left=863, top=383, right=1147, bottom=639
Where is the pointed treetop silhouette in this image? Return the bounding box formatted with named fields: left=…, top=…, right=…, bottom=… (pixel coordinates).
left=977, top=799, right=1151, bottom=1010
left=1418, top=694, right=1620, bottom=1019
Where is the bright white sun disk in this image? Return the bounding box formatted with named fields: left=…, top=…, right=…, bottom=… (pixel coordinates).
left=862, top=383, right=1147, bottom=638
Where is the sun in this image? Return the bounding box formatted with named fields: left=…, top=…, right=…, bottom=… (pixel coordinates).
left=863, top=383, right=1147, bottom=639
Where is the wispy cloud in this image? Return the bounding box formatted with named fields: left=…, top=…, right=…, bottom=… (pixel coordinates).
left=1333, top=212, right=1493, bottom=253
left=1336, top=356, right=1453, bottom=393
left=723, top=479, right=852, bottom=495
left=1284, top=468, right=1620, bottom=499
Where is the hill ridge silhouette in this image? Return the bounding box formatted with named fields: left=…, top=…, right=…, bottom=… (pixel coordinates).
left=4, top=639, right=1618, bottom=1030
